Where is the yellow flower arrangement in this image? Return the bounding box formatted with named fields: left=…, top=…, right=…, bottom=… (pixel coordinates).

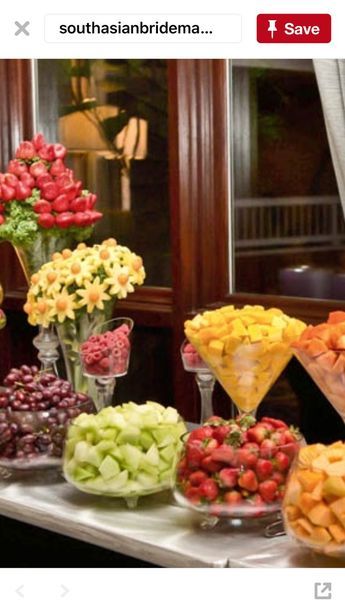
left=24, top=239, right=145, bottom=326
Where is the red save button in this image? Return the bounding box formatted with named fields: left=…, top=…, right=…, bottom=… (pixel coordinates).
left=257, top=14, right=331, bottom=43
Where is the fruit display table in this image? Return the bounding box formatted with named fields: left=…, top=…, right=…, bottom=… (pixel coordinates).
left=0, top=475, right=343, bottom=568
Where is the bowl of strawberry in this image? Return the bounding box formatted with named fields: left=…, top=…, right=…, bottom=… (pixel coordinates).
left=174, top=415, right=301, bottom=522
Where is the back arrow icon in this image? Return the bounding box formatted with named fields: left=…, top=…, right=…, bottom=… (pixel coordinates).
left=15, top=585, right=24, bottom=598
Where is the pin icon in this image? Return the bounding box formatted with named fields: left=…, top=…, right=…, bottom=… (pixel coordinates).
left=268, top=19, right=277, bottom=39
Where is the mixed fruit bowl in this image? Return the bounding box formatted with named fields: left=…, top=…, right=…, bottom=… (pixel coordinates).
left=63, top=401, right=186, bottom=505
left=175, top=415, right=301, bottom=519
left=0, top=365, right=94, bottom=469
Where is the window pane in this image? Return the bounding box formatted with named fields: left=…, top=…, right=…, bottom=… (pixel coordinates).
left=232, top=59, right=344, bottom=299
left=36, top=59, right=171, bottom=287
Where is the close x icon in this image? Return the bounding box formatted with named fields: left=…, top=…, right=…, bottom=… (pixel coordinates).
left=257, top=14, right=331, bottom=43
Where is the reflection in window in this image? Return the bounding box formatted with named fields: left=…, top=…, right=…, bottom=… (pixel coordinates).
left=37, top=59, right=170, bottom=287
left=232, top=60, right=345, bottom=299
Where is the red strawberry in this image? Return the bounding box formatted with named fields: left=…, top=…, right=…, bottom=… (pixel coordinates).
left=50, top=159, right=65, bottom=176
left=184, top=485, right=201, bottom=504
left=224, top=491, right=242, bottom=505
left=7, top=160, right=27, bottom=176
left=61, top=184, right=78, bottom=201
left=274, top=451, right=290, bottom=471
left=211, top=443, right=234, bottom=465
left=30, top=161, right=47, bottom=177
left=204, top=438, right=219, bottom=453
left=235, top=448, right=258, bottom=468
left=271, top=471, right=285, bottom=486
left=247, top=425, right=268, bottom=444
left=37, top=213, right=55, bottom=228
left=256, top=458, right=273, bottom=480
left=259, top=439, right=277, bottom=459
left=88, top=211, right=103, bottom=223
left=189, top=470, right=208, bottom=486
left=16, top=141, right=36, bottom=159
left=1, top=184, right=15, bottom=201
left=33, top=199, right=52, bottom=214
left=38, top=145, right=55, bottom=161
left=200, top=455, right=222, bottom=474
left=36, top=173, right=52, bottom=189
left=0, top=214, right=5, bottom=225
left=238, top=469, right=258, bottom=492
left=200, top=478, right=219, bottom=501
left=218, top=467, right=239, bottom=488
left=212, top=425, right=231, bottom=444
left=4, top=173, right=18, bottom=188
left=52, top=194, right=69, bottom=213
left=261, top=417, right=287, bottom=430
left=53, top=143, right=67, bottom=159
left=15, top=182, right=32, bottom=200
left=70, top=196, right=87, bottom=212
left=32, top=133, right=46, bottom=150
left=55, top=212, right=75, bottom=228
left=20, top=172, right=35, bottom=188
left=271, top=431, right=287, bottom=446
left=258, top=479, right=278, bottom=503
left=189, top=426, right=214, bottom=442
left=41, top=182, right=59, bottom=201
left=86, top=193, right=97, bottom=209
left=186, top=441, right=205, bottom=468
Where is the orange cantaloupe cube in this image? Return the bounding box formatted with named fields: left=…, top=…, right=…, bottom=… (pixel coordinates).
left=309, top=526, right=332, bottom=544
left=306, top=338, right=328, bottom=358
left=297, top=469, right=325, bottom=492
left=298, top=492, right=318, bottom=515
left=285, top=505, right=302, bottom=521
left=296, top=517, right=314, bottom=534
left=329, top=523, right=345, bottom=544
left=327, top=311, right=345, bottom=325
left=315, top=351, right=337, bottom=372
left=308, top=502, right=335, bottom=527
left=332, top=353, right=345, bottom=375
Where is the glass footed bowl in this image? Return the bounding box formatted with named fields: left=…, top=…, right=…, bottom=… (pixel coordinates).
left=0, top=393, right=95, bottom=472
left=180, top=339, right=210, bottom=373
left=174, top=431, right=301, bottom=522
left=63, top=408, right=187, bottom=508
left=293, top=347, right=345, bottom=423
left=81, top=317, right=133, bottom=379
left=283, top=443, right=345, bottom=559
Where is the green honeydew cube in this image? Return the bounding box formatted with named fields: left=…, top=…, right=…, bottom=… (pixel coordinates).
left=159, top=443, right=176, bottom=463
left=99, top=455, right=121, bottom=481
left=120, top=443, right=143, bottom=472
left=117, top=426, right=141, bottom=445
left=145, top=444, right=160, bottom=466
left=106, top=469, right=129, bottom=492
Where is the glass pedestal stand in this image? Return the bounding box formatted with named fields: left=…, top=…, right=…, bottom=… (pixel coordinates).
left=33, top=325, right=60, bottom=375
left=195, top=372, right=215, bottom=423
left=90, top=376, right=117, bottom=412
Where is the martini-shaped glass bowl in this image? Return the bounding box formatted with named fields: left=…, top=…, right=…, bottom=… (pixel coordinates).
left=293, top=347, right=345, bottom=423
left=185, top=336, right=294, bottom=418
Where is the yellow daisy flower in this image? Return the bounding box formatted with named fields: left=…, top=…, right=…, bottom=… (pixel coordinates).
left=48, top=288, right=78, bottom=323
left=105, top=265, right=135, bottom=299
left=64, top=260, right=93, bottom=287
left=76, top=277, right=111, bottom=313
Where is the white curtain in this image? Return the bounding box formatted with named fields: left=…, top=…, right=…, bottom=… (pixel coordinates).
left=314, top=60, right=345, bottom=213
